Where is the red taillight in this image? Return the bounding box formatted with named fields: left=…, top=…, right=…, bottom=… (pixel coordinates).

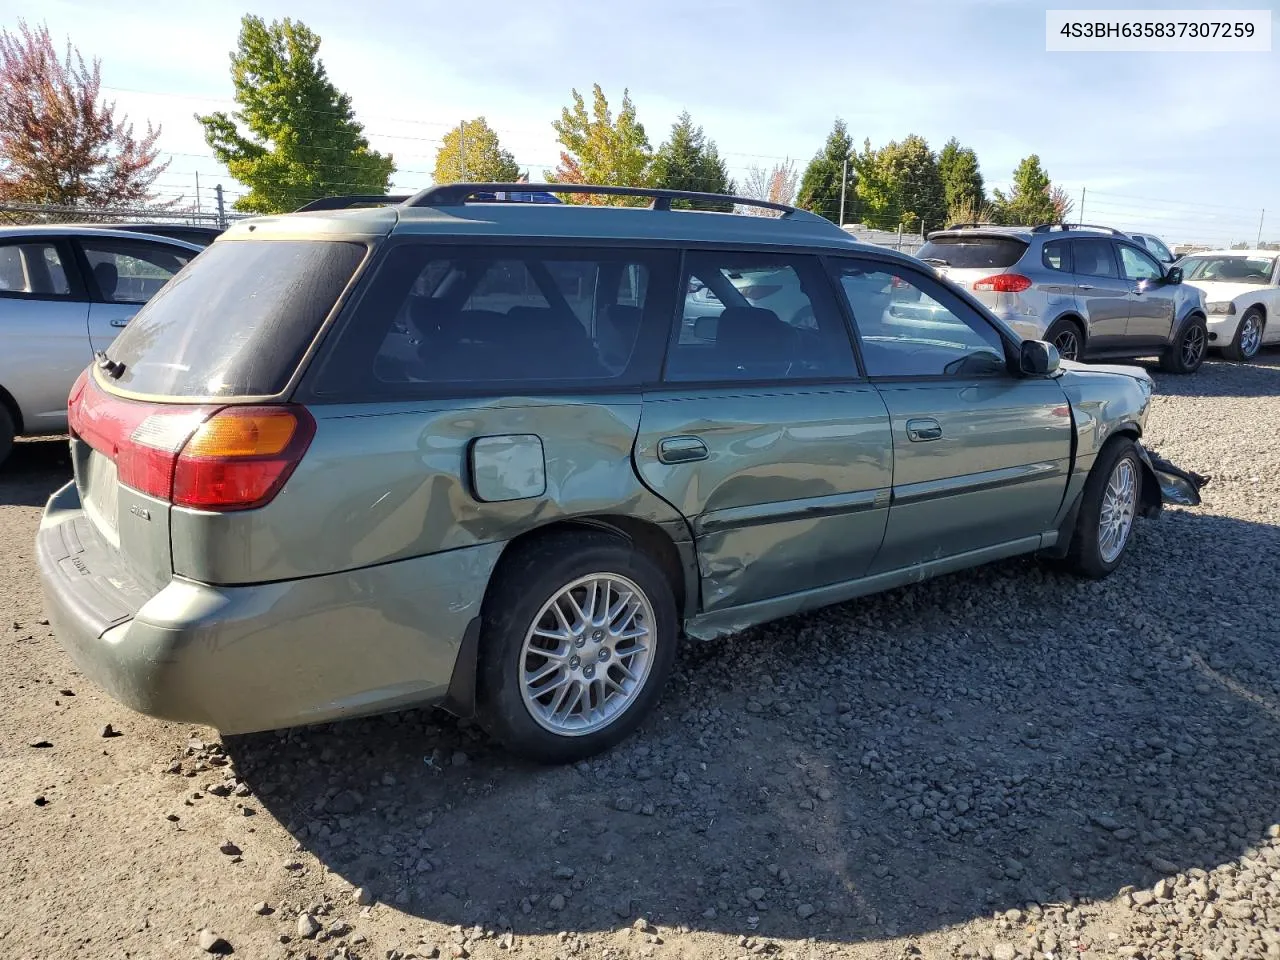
left=68, top=374, right=314, bottom=511
left=172, top=407, right=315, bottom=510
left=972, top=273, right=1033, bottom=293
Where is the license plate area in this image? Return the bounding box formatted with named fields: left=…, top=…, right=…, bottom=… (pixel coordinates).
left=83, top=450, right=120, bottom=544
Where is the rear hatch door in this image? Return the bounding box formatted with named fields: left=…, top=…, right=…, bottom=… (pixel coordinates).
left=915, top=232, right=1029, bottom=307
left=69, top=235, right=371, bottom=590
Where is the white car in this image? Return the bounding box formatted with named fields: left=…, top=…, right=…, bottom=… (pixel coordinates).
left=1177, top=249, right=1280, bottom=361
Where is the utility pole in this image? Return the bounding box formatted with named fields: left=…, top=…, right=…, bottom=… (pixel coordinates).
left=215, top=184, right=226, bottom=229
left=838, top=158, right=848, bottom=227
left=195, top=171, right=202, bottom=214
left=1079, top=186, right=1086, bottom=223
left=1258, top=208, right=1266, bottom=248
left=459, top=120, right=467, bottom=181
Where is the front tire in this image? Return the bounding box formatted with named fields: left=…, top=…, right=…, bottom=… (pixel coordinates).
left=1159, top=315, right=1207, bottom=374
left=476, top=531, right=678, bottom=764
left=1222, top=307, right=1263, bottom=362
left=1064, top=438, right=1143, bottom=579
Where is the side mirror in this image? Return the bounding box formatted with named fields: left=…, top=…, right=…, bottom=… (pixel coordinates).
left=693, top=316, right=719, bottom=341
left=1019, top=339, right=1061, bottom=376
left=1165, top=266, right=1183, bottom=284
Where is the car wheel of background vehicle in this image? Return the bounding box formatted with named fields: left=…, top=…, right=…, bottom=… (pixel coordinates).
left=1159, top=315, right=1207, bottom=374
left=1063, top=437, right=1143, bottom=580
left=0, top=404, right=14, bottom=468
left=1222, top=307, right=1264, bottom=362
left=1045, top=319, right=1084, bottom=362
left=476, top=530, right=678, bottom=764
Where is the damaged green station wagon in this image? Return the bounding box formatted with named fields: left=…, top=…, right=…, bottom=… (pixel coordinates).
left=37, top=184, right=1205, bottom=763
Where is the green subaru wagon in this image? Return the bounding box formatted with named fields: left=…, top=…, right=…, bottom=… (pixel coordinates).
left=37, top=184, right=1204, bottom=763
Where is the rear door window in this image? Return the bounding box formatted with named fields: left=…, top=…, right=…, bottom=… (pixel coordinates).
left=310, top=244, right=677, bottom=398
left=1071, top=239, right=1119, bottom=279
left=106, top=240, right=367, bottom=397
left=665, top=252, right=857, bottom=383
left=914, top=236, right=1028, bottom=269
left=77, top=238, right=192, bottom=304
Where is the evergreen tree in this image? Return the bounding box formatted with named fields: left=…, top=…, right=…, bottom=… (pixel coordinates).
left=938, top=137, right=986, bottom=223
left=651, top=111, right=734, bottom=211
left=991, top=155, right=1057, bottom=225
left=797, top=119, right=855, bottom=224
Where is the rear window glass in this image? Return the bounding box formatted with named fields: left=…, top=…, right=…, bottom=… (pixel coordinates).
left=916, top=236, right=1028, bottom=270
left=107, top=240, right=365, bottom=397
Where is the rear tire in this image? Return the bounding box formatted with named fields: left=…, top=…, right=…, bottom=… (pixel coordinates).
left=0, top=405, right=14, bottom=468
left=1045, top=318, right=1084, bottom=362
left=476, top=530, right=679, bottom=764
left=1159, top=315, right=1207, bottom=374
left=1222, top=307, right=1263, bottom=362
left=1063, top=438, right=1143, bottom=580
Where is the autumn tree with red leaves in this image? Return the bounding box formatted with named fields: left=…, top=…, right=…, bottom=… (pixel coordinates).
left=0, top=21, right=167, bottom=207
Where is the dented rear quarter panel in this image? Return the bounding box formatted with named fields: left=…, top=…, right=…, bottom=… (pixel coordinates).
left=168, top=395, right=691, bottom=586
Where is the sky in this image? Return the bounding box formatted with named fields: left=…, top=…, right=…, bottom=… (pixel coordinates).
left=5, top=0, right=1279, bottom=245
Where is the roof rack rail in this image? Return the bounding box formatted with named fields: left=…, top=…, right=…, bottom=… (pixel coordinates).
left=403, top=182, right=809, bottom=218
left=294, top=194, right=410, bottom=213
left=1031, top=222, right=1127, bottom=237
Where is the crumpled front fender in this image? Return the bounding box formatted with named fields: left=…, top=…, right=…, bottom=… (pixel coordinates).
left=1134, top=443, right=1209, bottom=515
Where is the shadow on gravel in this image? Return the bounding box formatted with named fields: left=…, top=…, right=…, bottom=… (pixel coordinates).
left=1144, top=349, right=1280, bottom=399
left=0, top=440, right=71, bottom=508
left=226, top=507, right=1280, bottom=946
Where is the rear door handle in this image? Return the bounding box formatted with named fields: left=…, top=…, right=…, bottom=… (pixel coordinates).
left=109, top=316, right=134, bottom=328
left=657, top=436, right=708, bottom=464
left=1078, top=284, right=1095, bottom=291
left=905, top=418, right=943, bottom=442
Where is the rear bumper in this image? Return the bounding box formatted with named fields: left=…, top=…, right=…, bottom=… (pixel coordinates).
left=38, top=481, right=501, bottom=734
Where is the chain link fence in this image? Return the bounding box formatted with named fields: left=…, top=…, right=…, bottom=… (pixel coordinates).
left=0, top=201, right=242, bottom=230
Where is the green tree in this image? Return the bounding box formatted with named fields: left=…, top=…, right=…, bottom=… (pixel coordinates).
left=853, top=135, right=946, bottom=233
left=991, top=154, right=1056, bottom=226
left=548, top=84, right=652, bottom=205
left=797, top=118, right=855, bottom=224
left=938, top=137, right=985, bottom=223
left=432, top=117, right=519, bottom=184
left=650, top=111, right=734, bottom=211
left=197, top=15, right=394, bottom=213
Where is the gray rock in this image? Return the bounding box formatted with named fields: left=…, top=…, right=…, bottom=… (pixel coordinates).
left=297, top=913, right=321, bottom=939
left=796, top=903, right=816, bottom=919
left=992, top=945, right=1017, bottom=960
left=548, top=894, right=566, bottom=912
left=353, top=886, right=374, bottom=906
left=198, top=930, right=231, bottom=954
left=451, top=751, right=470, bottom=767
left=328, top=791, right=360, bottom=814
left=552, top=865, right=575, bottom=879
left=252, top=901, right=272, bottom=915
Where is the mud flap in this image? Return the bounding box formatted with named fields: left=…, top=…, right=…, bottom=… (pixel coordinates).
left=1134, top=443, right=1209, bottom=515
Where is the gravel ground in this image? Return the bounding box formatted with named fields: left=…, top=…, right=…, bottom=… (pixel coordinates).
left=2, top=352, right=1278, bottom=960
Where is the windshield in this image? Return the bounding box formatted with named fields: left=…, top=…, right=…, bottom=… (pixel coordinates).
left=1180, top=255, right=1275, bottom=285
left=106, top=239, right=367, bottom=397
left=915, top=236, right=1027, bottom=270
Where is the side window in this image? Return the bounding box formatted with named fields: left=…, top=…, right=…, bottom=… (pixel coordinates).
left=665, top=252, right=857, bottom=383
left=316, top=245, right=675, bottom=395
left=832, top=260, right=1008, bottom=379
left=1042, top=240, right=1072, bottom=272
left=0, top=241, right=72, bottom=297
left=1071, top=238, right=1119, bottom=279
left=1118, top=244, right=1163, bottom=281
left=1149, top=238, right=1174, bottom=263
left=78, top=239, right=192, bottom=304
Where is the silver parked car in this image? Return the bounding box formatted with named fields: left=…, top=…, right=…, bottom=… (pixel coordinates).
left=915, top=223, right=1208, bottom=372
left=0, top=225, right=200, bottom=464
left=1129, top=232, right=1177, bottom=266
